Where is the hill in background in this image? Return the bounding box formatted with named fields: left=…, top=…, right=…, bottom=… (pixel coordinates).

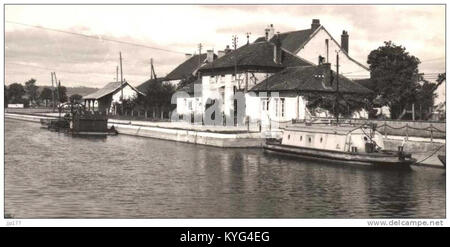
left=36, top=86, right=98, bottom=97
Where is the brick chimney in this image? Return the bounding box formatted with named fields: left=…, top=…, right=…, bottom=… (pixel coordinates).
left=318, top=63, right=332, bottom=86
left=206, top=49, right=214, bottom=63
left=268, top=24, right=275, bottom=40
left=341, top=30, right=349, bottom=54
left=273, top=33, right=282, bottom=64
left=224, top=45, right=232, bottom=54
left=311, top=19, right=321, bottom=31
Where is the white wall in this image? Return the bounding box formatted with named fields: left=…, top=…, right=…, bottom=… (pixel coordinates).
left=246, top=94, right=308, bottom=123
left=297, top=28, right=370, bottom=79
left=201, top=72, right=274, bottom=121
left=176, top=96, right=203, bottom=116
left=112, top=84, right=138, bottom=103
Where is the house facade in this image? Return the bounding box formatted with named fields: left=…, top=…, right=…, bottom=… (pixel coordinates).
left=256, top=19, right=370, bottom=79
left=196, top=39, right=311, bottom=125
left=173, top=19, right=373, bottom=126
left=249, top=63, right=372, bottom=124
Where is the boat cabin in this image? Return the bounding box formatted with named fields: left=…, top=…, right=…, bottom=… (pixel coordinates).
left=281, top=125, right=385, bottom=153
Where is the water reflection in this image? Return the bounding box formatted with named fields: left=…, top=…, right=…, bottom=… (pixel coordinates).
left=4, top=119, right=446, bottom=218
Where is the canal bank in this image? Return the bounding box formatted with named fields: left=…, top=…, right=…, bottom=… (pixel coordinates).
left=5, top=112, right=445, bottom=168
left=5, top=118, right=445, bottom=218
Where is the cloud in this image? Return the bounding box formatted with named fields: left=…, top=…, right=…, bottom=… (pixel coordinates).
left=5, top=5, right=445, bottom=88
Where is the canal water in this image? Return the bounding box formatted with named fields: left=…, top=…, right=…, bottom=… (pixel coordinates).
left=5, top=119, right=446, bottom=218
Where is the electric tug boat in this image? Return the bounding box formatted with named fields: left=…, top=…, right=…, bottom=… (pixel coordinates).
left=264, top=122, right=416, bottom=167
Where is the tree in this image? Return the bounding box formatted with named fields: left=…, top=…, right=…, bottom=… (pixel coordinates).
left=4, top=85, right=9, bottom=107
left=133, top=79, right=176, bottom=117
left=367, top=41, right=421, bottom=119
left=40, top=87, right=53, bottom=107
left=69, top=94, right=83, bottom=103
left=24, top=78, right=39, bottom=105
left=304, top=93, right=369, bottom=118
left=54, top=85, right=68, bottom=103
left=414, top=73, right=445, bottom=119
left=7, top=83, right=25, bottom=104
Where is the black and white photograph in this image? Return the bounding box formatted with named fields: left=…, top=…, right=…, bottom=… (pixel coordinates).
left=1, top=2, right=447, bottom=228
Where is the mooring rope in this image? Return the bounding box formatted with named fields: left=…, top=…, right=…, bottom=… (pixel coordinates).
left=413, top=144, right=445, bottom=165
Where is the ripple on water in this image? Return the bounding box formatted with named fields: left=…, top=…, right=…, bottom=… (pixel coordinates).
left=4, top=119, right=446, bottom=218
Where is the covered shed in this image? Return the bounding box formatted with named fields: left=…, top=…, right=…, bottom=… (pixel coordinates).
left=83, top=81, right=144, bottom=114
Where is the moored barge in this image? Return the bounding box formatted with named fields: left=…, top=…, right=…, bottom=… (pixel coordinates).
left=41, top=109, right=117, bottom=137
left=264, top=124, right=416, bottom=167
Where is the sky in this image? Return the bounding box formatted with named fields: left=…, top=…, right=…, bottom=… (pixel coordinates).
left=4, top=5, right=446, bottom=91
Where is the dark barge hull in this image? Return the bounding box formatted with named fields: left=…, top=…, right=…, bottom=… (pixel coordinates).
left=438, top=155, right=446, bottom=168
left=264, top=143, right=415, bottom=168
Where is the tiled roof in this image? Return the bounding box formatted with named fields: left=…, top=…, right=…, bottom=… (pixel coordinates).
left=254, top=29, right=313, bottom=53
left=83, top=81, right=143, bottom=100
left=250, top=65, right=373, bottom=94
left=165, top=53, right=216, bottom=80
left=199, top=41, right=311, bottom=73
left=177, top=78, right=202, bottom=95
left=136, top=77, right=166, bottom=93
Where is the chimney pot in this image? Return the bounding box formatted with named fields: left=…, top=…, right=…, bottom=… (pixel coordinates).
left=206, top=49, right=214, bottom=63
left=311, top=19, right=320, bottom=31
left=265, top=24, right=275, bottom=41
left=341, top=30, right=349, bottom=54
left=224, top=45, right=232, bottom=54
left=319, top=63, right=332, bottom=85
left=273, top=34, right=282, bottom=64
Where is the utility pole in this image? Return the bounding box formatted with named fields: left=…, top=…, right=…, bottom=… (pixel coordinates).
left=232, top=35, right=238, bottom=50
left=119, top=52, right=124, bottom=114
left=116, top=66, right=119, bottom=82
left=54, top=72, right=59, bottom=104
left=335, top=51, right=340, bottom=124
left=58, top=80, right=62, bottom=118
left=150, top=58, right=153, bottom=79
left=150, top=58, right=157, bottom=79
left=197, top=43, right=202, bottom=79
left=232, top=35, right=238, bottom=88
left=51, top=72, right=55, bottom=112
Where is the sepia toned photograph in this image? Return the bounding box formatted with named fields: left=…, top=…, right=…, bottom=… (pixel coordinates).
left=3, top=4, right=446, bottom=223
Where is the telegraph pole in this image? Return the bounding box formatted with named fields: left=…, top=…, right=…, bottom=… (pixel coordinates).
left=54, top=72, right=59, bottom=104
left=150, top=58, right=157, bottom=79
left=116, top=66, right=119, bottom=82
left=58, top=80, right=62, bottom=118
left=51, top=72, right=55, bottom=112
left=150, top=58, right=153, bottom=79
left=335, top=51, right=340, bottom=124
left=197, top=43, right=202, bottom=79
left=232, top=35, right=238, bottom=88
left=119, top=52, right=124, bottom=114
left=198, top=43, right=202, bottom=66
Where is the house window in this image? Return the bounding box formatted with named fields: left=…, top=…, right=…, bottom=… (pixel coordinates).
left=188, top=101, right=193, bottom=111
left=281, top=98, right=285, bottom=117
left=274, top=98, right=279, bottom=117
left=261, top=98, right=269, bottom=111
